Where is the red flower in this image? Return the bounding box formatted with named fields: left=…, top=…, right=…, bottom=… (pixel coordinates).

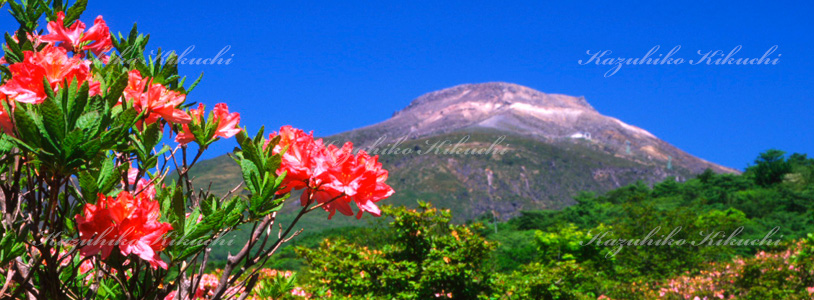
left=0, top=46, right=101, bottom=104
left=211, top=103, right=241, bottom=138
left=76, top=191, right=173, bottom=269
left=310, top=144, right=394, bottom=219
left=194, top=274, right=220, bottom=299
left=310, top=142, right=362, bottom=218
left=173, top=103, right=202, bottom=145
left=0, top=101, right=13, bottom=135
left=175, top=103, right=241, bottom=145
left=127, top=167, right=157, bottom=199
left=266, top=126, right=322, bottom=193
left=266, top=126, right=394, bottom=219
left=41, top=12, right=113, bottom=57
left=78, top=258, right=95, bottom=275
left=122, top=70, right=191, bottom=127
left=352, top=151, right=395, bottom=218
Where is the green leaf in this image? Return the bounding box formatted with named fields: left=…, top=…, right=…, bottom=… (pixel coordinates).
left=200, top=195, right=217, bottom=217
left=106, top=72, right=129, bottom=102
left=63, top=0, right=88, bottom=25
left=3, top=33, right=22, bottom=61
left=39, top=97, right=66, bottom=142
left=170, top=187, right=185, bottom=234
left=76, top=111, right=101, bottom=133
left=142, top=122, right=162, bottom=150
left=0, top=135, right=13, bottom=153
left=223, top=200, right=246, bottom=227
left=184, top=218, right=216, bottom=241
left=62, top=130, right=84, bottom=160
left=0, top=232, right=25, bottom=265
left=42, top=76, right=56, bottom=99
left=186, top=72, right=204, bottom=93
left=12, top=106, right=40, bottom=148
left=1, top=44, right=20, bottom=65
left=67, top=81, right=90, bottom=127
left=52, top=0, right=64, bottom=12
left=159, top=181, right=176, bottom=218
left=97, top=158, right=126, bottom=195
left=111, top=108, right=137, bottom=129
left=176, top=244, right=205, bottom=260
left=78, top=171, right=99, bottom=202
left=240, top=159, right=260, bottom=193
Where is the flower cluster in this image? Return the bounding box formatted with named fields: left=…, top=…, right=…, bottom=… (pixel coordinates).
left=54, top=249, right=96, bottom=279
left=163, top=274, right=224, bottom=300
left=0, top=45, right=101, bottom=105
left=0, top=12, right=113, bottom=135
left=265, top=126, right=394, bottom=219
left=122, top=70, right=191, bottom=127
left=175, top=102, right=241, bottom=145
left=253, top=269, right=321, bottom=299
left=41, top=11, right=112, bottom=59
left=75, top=191, right=173, bottom=269
left=628, top=239, right=814, bottom=299
left=189, top=273, right=220, bottom=299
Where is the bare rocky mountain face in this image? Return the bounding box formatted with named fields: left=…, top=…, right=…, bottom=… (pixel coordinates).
left=333, top=82, right=735, bottom=174
left=194, top=82, right=737, bottom=224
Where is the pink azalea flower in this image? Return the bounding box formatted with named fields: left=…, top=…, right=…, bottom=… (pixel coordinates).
left=175, top=103, right=241, bottom=145
left=266, top=126, right=322, bottom=193
left=0, top=101, right=13, bottom=135
left=41, top=12, right=113, bottom=57
left=127, top=168, right=157, bottom=199
left=0, top=46, right=101, bottom=104
left=122, top=70, right=191, bottom=127
left=291, top=287, right=308, bottom=297
left=76, top=192, right=173, bottom=269
left=211, top=103, right=241, bottom=139
left=265, top=126, right=394, bottom=219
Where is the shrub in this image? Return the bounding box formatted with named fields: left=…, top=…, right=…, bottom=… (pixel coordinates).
left=297, top=202, right=495, bottom=299
left=0, top=1, right=394, bottom=299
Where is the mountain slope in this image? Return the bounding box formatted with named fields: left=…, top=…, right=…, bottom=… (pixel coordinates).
left=191, top=82, right=736, bottom=224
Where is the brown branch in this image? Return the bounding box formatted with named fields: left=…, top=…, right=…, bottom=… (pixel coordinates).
left=0, top=265, right=15, bottom=298
left=220, top=182, right=244, bottom=203
left=209, top=215, right=274, bottom=299
left=10, top=257, right=40, bottom=299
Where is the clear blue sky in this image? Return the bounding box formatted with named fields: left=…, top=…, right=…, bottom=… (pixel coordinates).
left=3, top=0, right=812, bottom=170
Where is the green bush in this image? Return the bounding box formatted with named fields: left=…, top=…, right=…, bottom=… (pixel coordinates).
left=297, top=202, right=496, bottom=299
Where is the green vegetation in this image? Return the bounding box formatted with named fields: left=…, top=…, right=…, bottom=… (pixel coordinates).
left=191, top=131, right=704, bottom=263
left=277, top=150, right=814, bottom=299
left=191, top=130, right=699, bottom=224
left=297, top=202, right=496, bottom=299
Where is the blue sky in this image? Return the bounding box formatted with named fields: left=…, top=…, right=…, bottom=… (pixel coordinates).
left=3, top=0, right=812, bottom=170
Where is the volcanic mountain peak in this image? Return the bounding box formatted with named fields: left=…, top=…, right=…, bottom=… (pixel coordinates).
left=397, top=82, right=596, bottom=116
left=379, top=82, right=655, bottom=144
left=341, top=82, right=736, bottom=174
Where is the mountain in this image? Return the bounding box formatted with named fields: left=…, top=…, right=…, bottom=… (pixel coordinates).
left=190, top=82, right=737, bottom=225
left=328, top=82, right=733, bottom=175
